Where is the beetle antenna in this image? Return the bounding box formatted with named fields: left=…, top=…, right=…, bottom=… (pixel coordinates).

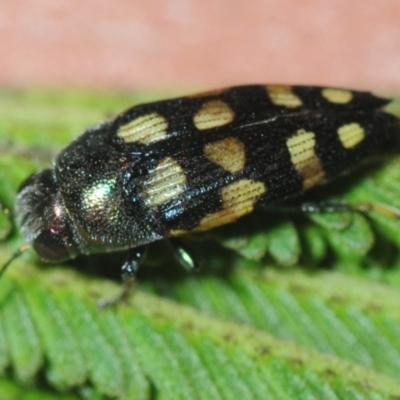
left=0, top=244, right=31, bottom=280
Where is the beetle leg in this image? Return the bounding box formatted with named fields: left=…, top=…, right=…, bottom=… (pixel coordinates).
left=270, top=201, right=400, bottom=219
left=168, top=238, right=200, bottom=272
left=97, top=246, right=147, bottom=308
left=300, top=201, right=400, bottom=219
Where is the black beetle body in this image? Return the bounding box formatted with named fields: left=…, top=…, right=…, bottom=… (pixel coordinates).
left=15, top=85, right=400, bottom=267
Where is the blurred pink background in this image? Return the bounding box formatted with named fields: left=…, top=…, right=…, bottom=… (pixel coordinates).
left=1, top=1, right=400, bottom=92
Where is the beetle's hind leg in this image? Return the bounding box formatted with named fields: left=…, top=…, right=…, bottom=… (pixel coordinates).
left=97, top=246, right=147, bottom=308
left=302, top=201, right=400, bottom=219
left=270, top=201, right=400, bottom=219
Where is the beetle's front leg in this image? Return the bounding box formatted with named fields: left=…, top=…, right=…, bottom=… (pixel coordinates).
left=97, top=246, right=147, bottom=308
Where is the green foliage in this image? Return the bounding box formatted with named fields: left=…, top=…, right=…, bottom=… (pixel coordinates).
left=1, top=89, right=400, bottom=399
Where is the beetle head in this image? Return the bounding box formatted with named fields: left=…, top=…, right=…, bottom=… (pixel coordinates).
left=15, top=169, right=80, bottom=262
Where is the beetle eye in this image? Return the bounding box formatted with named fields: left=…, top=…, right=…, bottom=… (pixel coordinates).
left=32, top=231, right=70, bottom=262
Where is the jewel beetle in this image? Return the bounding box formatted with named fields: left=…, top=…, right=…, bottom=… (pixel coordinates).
left=2, top=85, right=400, bottom=303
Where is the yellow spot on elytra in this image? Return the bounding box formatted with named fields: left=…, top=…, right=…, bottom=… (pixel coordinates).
left=195, top=179, right=266, bottom=231
left=287, top=129, right=325, bottom=190
left=117, top=112, right=168, bottom=144
left=321, top=88, right=353, bottom=104
left=193, top=100, right=235, bottom=130
left=142, top=157, right=186, bottom=206
left=204, top=137, right=246, bottom=173
left=266, top=85, right=303, bottom=108
left=337, top=123, right=365, bottom=149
